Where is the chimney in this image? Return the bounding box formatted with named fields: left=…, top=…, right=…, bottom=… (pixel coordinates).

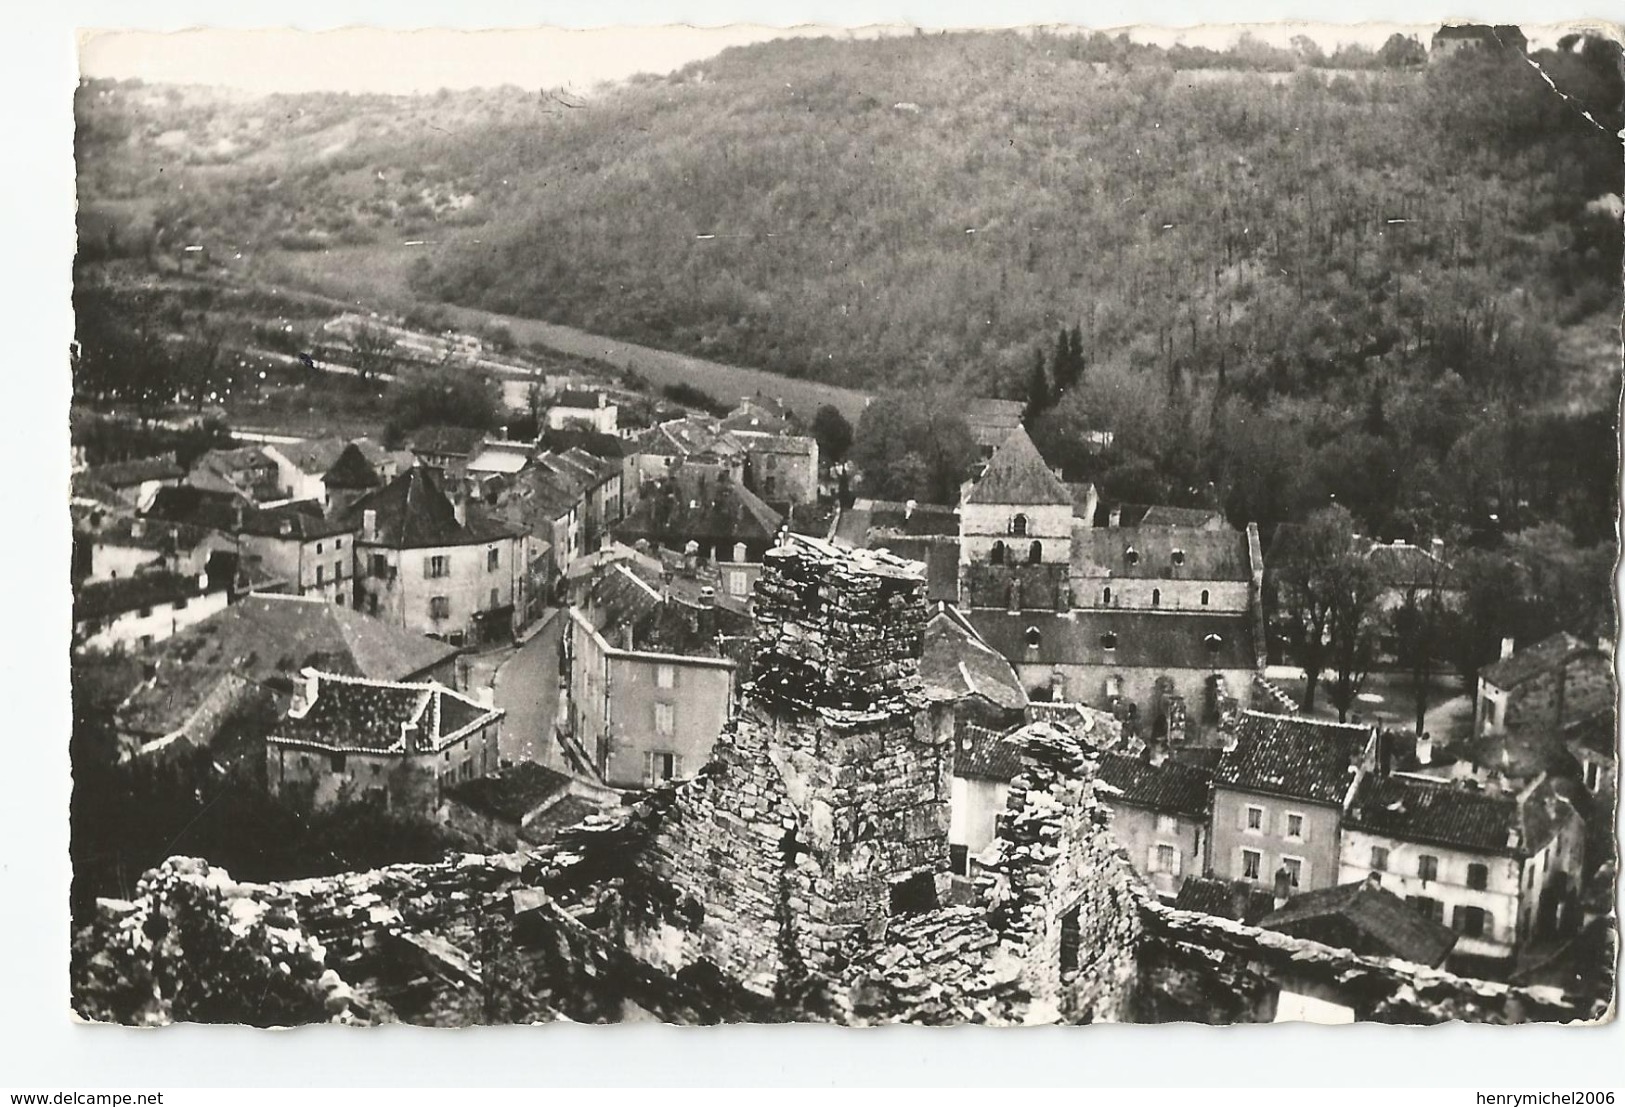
left=278, top=518, right=293, bottom=537
left=291, top=667, right=320, bottom=717
left=698, top=586, right=717, bottom=639
left=453, top=493, right=468, bottom=528
left=597, top=393, right=607, bottom=408
left=1501, top=637, right=1516, bottom=660
left=363, top=509, right=378, bottom=542
left=1049, top=666, right=1065, bottom=702
left=1416, top=732, right=1434, bottom=766
left=476, top=685, right=495, bottom=709
left=131, top=519, right=145, bottom=539
left=1377, top=730, right=1393, bottom=777
left=1147, top=739, right=1169, bottom=767
left=1108, top=506, right=1122, bottom=528
left=1431, top=536, right=1445, bottom=558
left=1272, top=867, right=1294, bottom=910
left=1364, top=870, right=1382, bottom=891
left=1229, top=879, right=1253, bottom=922
left=904, top=498, right=917, bottom=521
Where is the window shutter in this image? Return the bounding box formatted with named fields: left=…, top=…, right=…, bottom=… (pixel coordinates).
left=1452, top=905, right=1466, bottom=932
left=673, top=755, right=683, bottom=778
left=423, top=555, right=433, bottom=577
left=1172, top=847, right=1183, bottom=877
left=1300, top=816, right=1310, bottom=844
left=644, top=751, right=654, bottom=786
left=1238, top=802, right=1248, bottom=831
left=1147, top=845, right=1160, bottom=873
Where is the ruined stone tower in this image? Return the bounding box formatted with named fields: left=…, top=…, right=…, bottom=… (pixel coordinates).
left=620, top=535, right=953, bottom=998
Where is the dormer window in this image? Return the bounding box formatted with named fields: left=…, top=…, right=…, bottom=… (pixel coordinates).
left=1125, top=547, right=1139, bottom=566
left=1100, top=632, right=1117, bottom=650
left=1024, top=626, right=1042, bottom=649
left=1171, top=549, right=1185, bottom=567
left=1204, top=633, right=1224, bottom=654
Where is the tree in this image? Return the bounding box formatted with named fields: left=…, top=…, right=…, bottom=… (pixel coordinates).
left=1378, top=33, right=1427, bottom=68
left=1390, top=552, right=1455, bottom=734
left=349, top=321, right=396, bottom=386
left=1271, top=504, right=1366, bottom=713
left=811, top=403, right=855, bottom=465
left=382, top=366, right=501, bottom=440
left=851, top=388, right=978, bottom=504
left=1321, top=553, right=1384, bottom=723
left=1023, top=348, right=1052, bottom=425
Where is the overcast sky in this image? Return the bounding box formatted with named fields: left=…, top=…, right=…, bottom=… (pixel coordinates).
left=76, top=20, right=1589, bottom=96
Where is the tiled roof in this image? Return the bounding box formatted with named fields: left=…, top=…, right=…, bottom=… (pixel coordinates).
left=1173, top=875, right=1274, bottom=923
left=271, top=436, right=348, bottom=476
left=741, top=434, right=816, bottom=458
left=239, top=500, right=356, bottom=541
left=1480, top=632, right=1592, bottom=690
left=1260, top=880, right=1458, bottom=967
left=632, top=597, right=754, bottom=661
left=636, top=416, right=743, bottom=459
left=860, top=499, right=960, bottom=538
left=1141, top=505, right=1226, bottom=528
left=1096, top=751, right=1212, bottom=819
left=1365, top=541, right=1458, bottom=590
left=953, top=722, right=1025, bottom=782
left=1214, top=711, right=1373, bottom=805
left=921, top=609, right=1027, bottom=712
left=554, top=389, right=610, bottom=410
left=74, top=570, right=214, bottom=623
left=963, top=426, right=1070, bottom=506
left=274, top=671, right=501, bottom=754
left=444, top=761, right=573, bottom=823
left=93, top=515, right=213, bottom=552
left=520, top=793, right=607, bottom=846
left=145, top=486, right=246, bottom=531
left=539, top=428, right=632, bottom=459
left=115, top=594, right=459, bottom=738
left=616, top=480, right=783, bottom=547
left=1344, top=774, right=1521, bottom=855
left=85, top=456, right=184, bottom=488
left=346, top=467, right=519, bottom=548
left=1070, top=526, right=1250, bottom=581
left=967, top=608, right=1258, bottom=672
left=322, top=442, right=382, bottom=490
left=580, top=562, right=665, bottom=636
left=1566, top=710, right=1617, bottom=761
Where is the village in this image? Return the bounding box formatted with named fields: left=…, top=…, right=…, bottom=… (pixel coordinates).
left=66, top=289, right=1616, bottom=1026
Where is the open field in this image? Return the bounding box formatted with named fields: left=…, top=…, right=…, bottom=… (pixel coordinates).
left=258, top=243, right=875, bottom=424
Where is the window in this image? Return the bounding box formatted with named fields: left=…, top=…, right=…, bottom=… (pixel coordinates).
left=367, top=594, right=379, bottom=616
left=1100, top=632, right=1118, bottom=650
left=648, top=751, right=680, bottom=783
left=1200, top=589, right=1210, bottom=606
left=1151, top=588, right=1161, bottom=607
left=1245, top=805, right=1264, bottom=832
left=1102, top=586, right=1113, bottom=606
left=1028, top=540, right=1042, bottom=564
left=487, top=548, right=500, bottom=572
left=1125, top=546, right=1139, bottom=566
left=370, top=554, right=388, bottom=577
left=950, top=844, right=970, bottom=877
left=336, top=537, right=343, bottom=549
left=1408, top=895, right=1445, bottom=924
left=316, top=542, right=324, bottom=554
left=1024, top=626, right=1042, bottom=649
left=656, top=664, right=676, bottom=690
left=1241, top=848, right=1262, bottom=880
left=1059, top=906, right=1082, bottom=972
left=655, top=702, right=675, bottom=735
left=1171, top=549, right=1186, bottom=567
left=1467, top=863, right=1488, bottom=891
left=316, top=565, right=325, bottom=585
left=425, top=555, right=450, bottom=579
left=429, top=595, right=450, bottom=620
left=1281, top=856, right=1303, bottom=887
left=490, top=587, right=500, bottom=609
left=728, top=570, right=749, bottom=597
left=1155, top=813, right=1178, bottom=835
left=1585, top=761, right=1601, bottom=791
left=1370, top=846, right=1389, bottom=872
left=330, top=753, right=346, bottom=773
left=1285, top=813, right=1305, bottom=840
left=1418, top=854, right=1439, bottom=882
left=334, top=560, right=344, bottom=581
left=991, top=541, right=1006, bottom=565
left=1154, top=844, right=1178, bottom=874
left=1453, top=906, right=1489, bottom=939
left=1011, top=513, right=1028, bottom=536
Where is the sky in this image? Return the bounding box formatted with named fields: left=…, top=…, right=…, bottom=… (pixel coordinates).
left=76, top=18, right=1595, bottom=96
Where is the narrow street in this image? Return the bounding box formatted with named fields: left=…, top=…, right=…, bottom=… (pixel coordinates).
left=489, top=609, right=568, bottom=772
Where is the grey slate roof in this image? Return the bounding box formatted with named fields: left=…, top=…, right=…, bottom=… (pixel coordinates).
left=1259, top=880, right=1459, bottom=967
left=921, top=609, right=1027, bottom=712
left=1096, top=752, right=1213, bottom=819
left=1070, top=525, right=1250, bottom=581
left=967, top=608, right=1258, bottom=671
left=1344, top=774, right=1520, bottom=855
left=963, top=426, right=1070, bottom=506
left=1214, top=711, right=1373, bottom=806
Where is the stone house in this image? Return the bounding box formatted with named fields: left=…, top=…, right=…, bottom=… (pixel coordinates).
left=1338, top=771, right=1586, bottom=966
left=957, top=425, right=1074, bottom=568
left=1095, top=748, right=1213, bottom=901
left=237, top=502, right=358, bottom=604
left=266, top=668, right=503, bottom=818
left=739, top=434, right=819, bottom=507
left=187, top=445, right=281, bottom=504
left=614, top=461, right=784, bottom=574
left=1209, top=711, right=1377, bottom=895
left=535, top=448, right=624, bottom=554
left=547, top=390, right=618, bottom=435
left=949, top=723, right=1022, bottom=876
left=440, top=761, right=616, bottom=850
left=1474, top=632, right=1614, bottom=740
left=114, top=592, right=460, bottom=763
left=404, top=425, right=486, bottom=478
left=1429, top=23, right=1528, bottom=60
left=346, top=467, right=527, bottom=646
left=80, top=514, right=223, bottom=585
left=73, top=570, right=231, bottom=654
left=561, top=562, right=751, bottom=788
left=1564, top=711, right=1616, bottom=811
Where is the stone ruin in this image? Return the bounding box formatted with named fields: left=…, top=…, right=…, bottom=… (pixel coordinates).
left=69, top=536, right=1610, bottom=1027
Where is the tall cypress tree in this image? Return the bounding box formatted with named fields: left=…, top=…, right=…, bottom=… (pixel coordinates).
left=1024, top=347, right=1052, bottom=424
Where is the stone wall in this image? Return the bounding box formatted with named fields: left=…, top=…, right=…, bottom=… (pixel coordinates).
left=1504, top=651, right=1614, bottom=735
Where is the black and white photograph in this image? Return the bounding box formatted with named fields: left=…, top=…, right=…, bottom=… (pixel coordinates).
left=56, top=14, right=1621, bottom=1037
